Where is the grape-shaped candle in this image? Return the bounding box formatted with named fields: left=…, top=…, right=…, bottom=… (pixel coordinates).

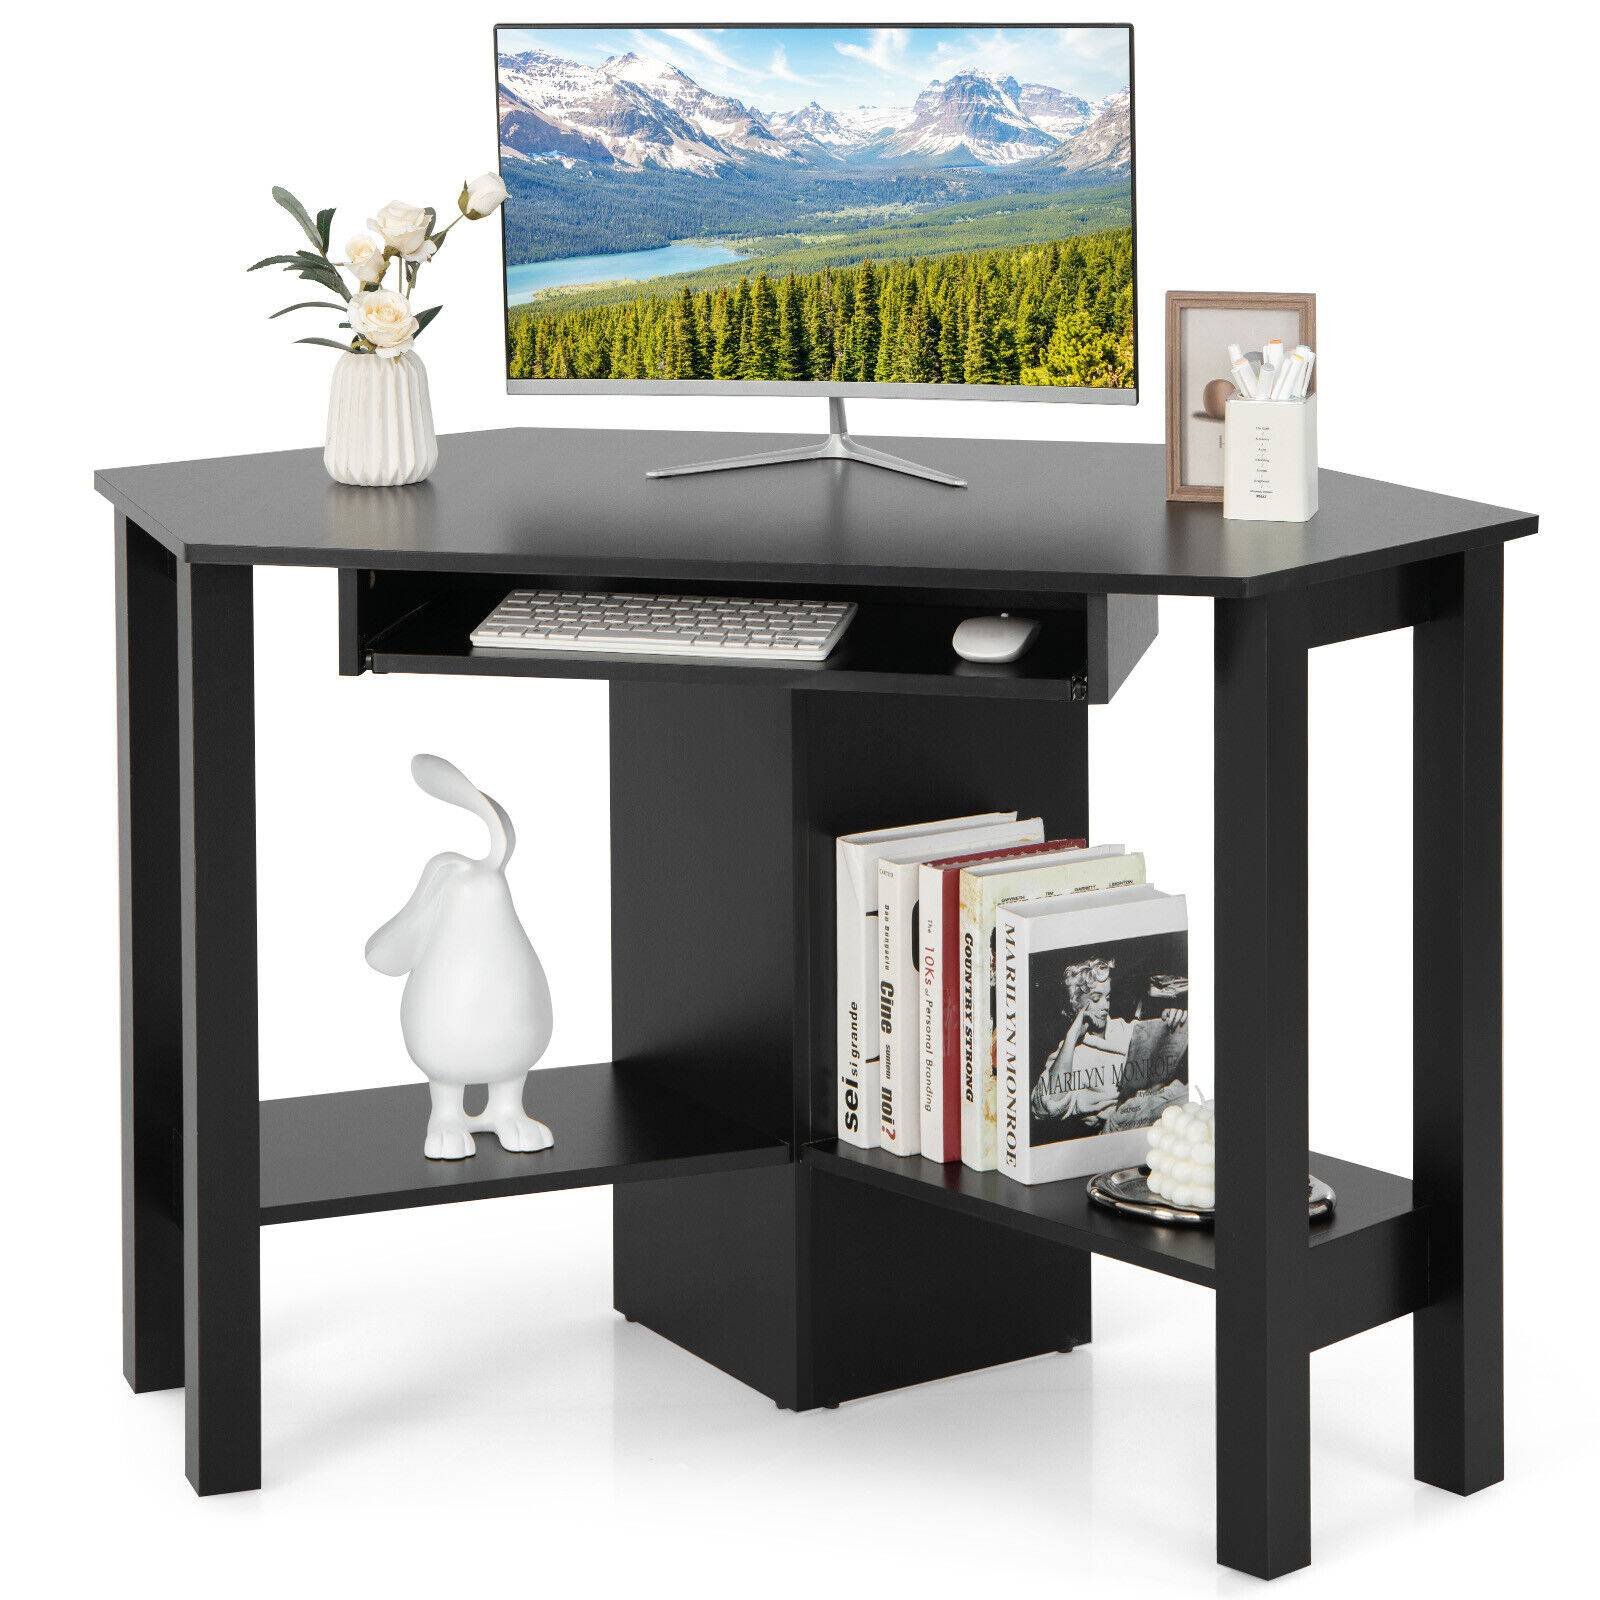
left=1145, top=1098, right=1215, bottom=1209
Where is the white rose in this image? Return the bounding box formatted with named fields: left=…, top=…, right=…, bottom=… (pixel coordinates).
left=348, top=288, right=419, bottom=358
left=460, top=171, right=509, bottom=220
left=368, top=200, right=432, bottom=259
left=345, top=234, right=386, bottom=283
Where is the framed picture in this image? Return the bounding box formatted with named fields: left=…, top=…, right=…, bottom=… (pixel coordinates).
left=1164, top=291, right=1316, bottom=501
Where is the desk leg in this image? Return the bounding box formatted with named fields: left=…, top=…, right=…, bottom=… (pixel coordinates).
left=176, top=561, right=261, bottom=1495
left=116, top=518, right=184, bottom=1392
left=1413, top=546, right=1504, bottom=1494
left=1214, top=592, right=1312, bottom=1579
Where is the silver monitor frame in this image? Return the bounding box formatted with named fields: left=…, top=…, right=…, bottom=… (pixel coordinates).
left=496, top=21, right=1139, bottom=409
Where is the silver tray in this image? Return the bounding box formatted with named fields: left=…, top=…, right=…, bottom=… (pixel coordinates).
left=1085, top=1166, right=1336, bottom=1227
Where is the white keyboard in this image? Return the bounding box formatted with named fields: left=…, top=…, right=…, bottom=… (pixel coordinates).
left=470, top=590, right=857, bottom=663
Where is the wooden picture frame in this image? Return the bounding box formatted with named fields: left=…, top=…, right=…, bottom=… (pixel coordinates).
left=1165, top=291, right=1316, bottom=502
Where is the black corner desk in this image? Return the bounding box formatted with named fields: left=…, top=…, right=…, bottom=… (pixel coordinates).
left=94, top=427, right=1535, bottom=1578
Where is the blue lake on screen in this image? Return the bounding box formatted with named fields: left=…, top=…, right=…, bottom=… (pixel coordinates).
left=508, top=242, right=746, bottom=303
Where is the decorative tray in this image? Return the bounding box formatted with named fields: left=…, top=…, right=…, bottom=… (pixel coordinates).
left=1085, top=1167, right=1336, bottom=1228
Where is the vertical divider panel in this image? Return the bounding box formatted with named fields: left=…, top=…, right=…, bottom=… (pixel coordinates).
left=612, top=674, right=1095, bottom=1408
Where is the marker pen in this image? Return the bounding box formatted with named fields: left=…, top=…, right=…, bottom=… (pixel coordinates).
left=1226, top=343, right=1258, bottom=396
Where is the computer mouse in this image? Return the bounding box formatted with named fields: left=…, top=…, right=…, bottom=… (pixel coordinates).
left=952, top=613, right=1041, bottom=664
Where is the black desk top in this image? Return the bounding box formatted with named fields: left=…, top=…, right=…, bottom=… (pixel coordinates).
left=95, top=427, right=1535, bottom=598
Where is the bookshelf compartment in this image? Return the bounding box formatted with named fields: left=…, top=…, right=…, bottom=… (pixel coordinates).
left=339, top=568, right=1155, bottom=703
left=260, top=1062, right=788, bottom=1225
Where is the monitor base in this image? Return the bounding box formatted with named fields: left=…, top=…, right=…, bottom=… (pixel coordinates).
left=646, top=398, right=966, bottom=488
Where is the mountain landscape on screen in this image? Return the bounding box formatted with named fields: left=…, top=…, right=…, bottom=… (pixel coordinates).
left=497, top=26, right=1135, bottom=390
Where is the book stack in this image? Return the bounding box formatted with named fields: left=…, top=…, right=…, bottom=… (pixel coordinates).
left=838, top=813, right=1188, bottom=1185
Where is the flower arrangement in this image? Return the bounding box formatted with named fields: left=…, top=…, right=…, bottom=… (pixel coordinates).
left=249, top=175, right=508, bottom=359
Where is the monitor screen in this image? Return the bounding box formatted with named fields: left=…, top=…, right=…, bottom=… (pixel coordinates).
left=496, top=23, right=1135, bottom=401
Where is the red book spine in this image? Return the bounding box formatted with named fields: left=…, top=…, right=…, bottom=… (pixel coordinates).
left=937, top=870, right=965, bottom=1160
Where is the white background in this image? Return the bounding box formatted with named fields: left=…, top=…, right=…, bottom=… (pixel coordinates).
left=5, top=0, right=1592, bottom=1589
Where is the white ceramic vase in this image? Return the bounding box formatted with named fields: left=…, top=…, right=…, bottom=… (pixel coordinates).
left=323, top=349, right=439, bottom=486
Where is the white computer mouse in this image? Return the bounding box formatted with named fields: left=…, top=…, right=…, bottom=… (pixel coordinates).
left=952, top=613, right=1041, bottom=664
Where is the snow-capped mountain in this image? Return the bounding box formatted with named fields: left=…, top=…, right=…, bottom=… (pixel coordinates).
left=499, top=49, right=728, bottom=174
left=831, top=103, right=919, bottom=146
left=497, top=90, right=616, bottom=168
left=1041, top=88, right=1132, bottom=174
left=1017, top=83, right=1094, bottom=141
left=603, top=52, right=803, bottom=164
left=764, top=100, right=918, bottom=162
left=865, top=72, right=1056, bottom=166
left=765, top=100, right=911, bottom=152
left=497, top=49, right=1130, bottom=177
left=765, top=101, right=847, bottom=148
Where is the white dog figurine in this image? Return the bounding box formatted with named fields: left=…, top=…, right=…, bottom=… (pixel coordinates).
left=366, top=754, right=554, bottom=1160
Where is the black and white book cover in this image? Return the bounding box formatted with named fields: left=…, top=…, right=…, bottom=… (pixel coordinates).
left=999, top=886, right=1190, bottom=1184
left=956, top=845, right=1143, bottom=1171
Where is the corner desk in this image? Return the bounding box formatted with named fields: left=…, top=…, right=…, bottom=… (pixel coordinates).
left=94, top=427, right=1535, bottom=1578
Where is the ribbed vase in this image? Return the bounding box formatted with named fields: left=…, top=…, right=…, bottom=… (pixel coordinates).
left=323, top=349, right=438, bottom=486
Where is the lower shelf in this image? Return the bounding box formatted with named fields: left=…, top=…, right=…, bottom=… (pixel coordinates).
left=806, top=1140, right=1432, bottom=1347
left=260, top=1062, right=788, bottom=1224
left=258, top=1082, right=1430, bottom=1350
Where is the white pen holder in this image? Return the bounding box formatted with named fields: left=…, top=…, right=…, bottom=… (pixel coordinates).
left=1223, top=392, right=1318, bottom=522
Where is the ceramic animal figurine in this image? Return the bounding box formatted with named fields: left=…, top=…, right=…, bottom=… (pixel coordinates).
left=366, top=754, right=554, bottom=1160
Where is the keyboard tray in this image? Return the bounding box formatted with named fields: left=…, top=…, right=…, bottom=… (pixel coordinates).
left=338, top=569, right=1155, bottom=705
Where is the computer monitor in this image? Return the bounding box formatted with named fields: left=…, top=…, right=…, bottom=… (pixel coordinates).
left=496, top=23, right=1136, bottom=484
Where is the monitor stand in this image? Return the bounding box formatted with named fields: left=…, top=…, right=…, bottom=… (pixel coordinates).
left=646, top=397, right=966, bottom=489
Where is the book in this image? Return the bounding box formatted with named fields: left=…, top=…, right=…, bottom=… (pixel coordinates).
left=958, top=845, right=1145, bottom=1170
left=916, top=834, right=1074, bottom=1163
left=835, top=814, right=1035, bottom=1149
left=999, top=885, right=1190, bottom=1184
left=877, top=858, right=917, bottom=1154
left=878, top=824, right=1053, bottom=1156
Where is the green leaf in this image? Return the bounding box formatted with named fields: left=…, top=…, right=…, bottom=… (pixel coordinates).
left=295, top=336, right=358, bottom=352
left=413, top=305, right=443, bottom=338
left=293, top=265, right=351, bottom=302
left=268, top=301, right=346, bottom=319
left=247, top=254, right=305, bottom=271
left=315, top=207, right=335, bottom=254
left=272, top=186, right=325, bottom=252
